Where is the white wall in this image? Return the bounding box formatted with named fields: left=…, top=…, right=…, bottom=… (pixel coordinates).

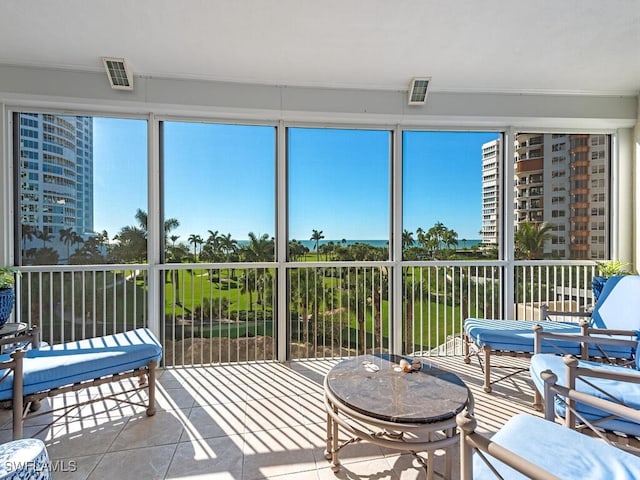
left=0, top=64, right=637, bottom=129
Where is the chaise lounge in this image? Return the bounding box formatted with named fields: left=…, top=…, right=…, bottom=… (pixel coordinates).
left=458, top=384, right=640, bottom=479
left=0, top=326, right=162, bottom=440
left=464, top=275, right=640, bottom=392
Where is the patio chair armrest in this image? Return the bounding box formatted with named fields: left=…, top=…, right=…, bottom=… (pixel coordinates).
left=541, top=364, right=640, bottom=427
left=562, top=355, right=640, bottom=383
left=584, top=327, right=639, bottom=338
left=0, top=325, right=40, bottom=350
left=457, top=412, right=561, bottom=480
left=533, top=325, right=638, bottom=358
left=540, top=305, right=592, bottom=321
left=535, top=330, right=637, bottom=348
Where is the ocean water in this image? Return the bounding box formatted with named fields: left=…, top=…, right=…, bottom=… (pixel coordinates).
left=294, top=239, right=482, bottom=250
left=237, top=239, right=482, bottom=249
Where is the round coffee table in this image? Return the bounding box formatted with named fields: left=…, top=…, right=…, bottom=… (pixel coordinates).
left=324, top=354, right=471, bottom=479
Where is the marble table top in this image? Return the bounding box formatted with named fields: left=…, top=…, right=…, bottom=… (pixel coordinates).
left=325, top=354, right=469, bottom=424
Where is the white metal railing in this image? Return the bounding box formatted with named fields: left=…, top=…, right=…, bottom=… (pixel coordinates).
left=17, top=265, right=149, bottom=346
left=159, top=263, right=276, bottom=366
left=13, top=261, right=600, bottom=366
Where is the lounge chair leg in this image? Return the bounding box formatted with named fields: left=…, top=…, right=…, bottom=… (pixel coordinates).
left=30, top=400, right=41, bottom=412
left=482, top=345, right=492, bottom=393
left=463, top=335, right=471, bottom=364
left=146, top=361, right=157, bottom=417
left=532, top=389, right=543, bottom=411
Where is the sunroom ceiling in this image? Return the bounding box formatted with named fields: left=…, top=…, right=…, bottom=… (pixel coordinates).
left=0, top=0, right=638, bottom=96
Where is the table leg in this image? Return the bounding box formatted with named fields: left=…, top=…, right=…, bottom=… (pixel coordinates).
left=324, top=410, right=332, bottom=460
left=426, top=431, right=433, bottom=480
left=444, top=427, right=453, bottom=479
left=331, top=405, right=341, bottom=472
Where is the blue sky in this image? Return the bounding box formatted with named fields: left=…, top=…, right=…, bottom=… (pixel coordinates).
left=93, top=118, right=498, bottom=243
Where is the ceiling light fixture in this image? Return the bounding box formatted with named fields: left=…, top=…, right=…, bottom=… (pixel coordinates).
left=102, top=57, right=134, bottom=91
left=408, top=77, right=431, bottom=105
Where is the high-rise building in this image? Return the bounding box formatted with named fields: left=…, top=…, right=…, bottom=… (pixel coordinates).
left=481, top=139, right=500, bottom=246
left=482, top=133, right=609, bottom=259
left=19, top=113, right=93, bottom=258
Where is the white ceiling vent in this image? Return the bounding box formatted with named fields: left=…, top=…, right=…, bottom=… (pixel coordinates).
left=102, top=57, right=134, bottom=91
left=408, top=77, right=431, bottom=105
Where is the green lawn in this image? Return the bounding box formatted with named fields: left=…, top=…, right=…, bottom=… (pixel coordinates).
left=164, top=269, right=463, bottom=348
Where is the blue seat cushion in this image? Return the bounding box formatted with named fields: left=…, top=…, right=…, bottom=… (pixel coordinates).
left=465, top=318, right=583, bottom=355
left=0, top=328, right=162, bottom=401
left=530, top=353, right=640, bottom=436
left=473, top=414, right=640, bottom=480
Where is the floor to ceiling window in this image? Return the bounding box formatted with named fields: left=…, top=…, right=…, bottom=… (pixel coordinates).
left=287, top=127, right=392, bottom=358
left=9, top=112, right=615, bottom=363
left=401, top=131, right=502, bottom=354
left=161, top=121, right=277, bottom=364
left=14, top=113, right=148, bottom=343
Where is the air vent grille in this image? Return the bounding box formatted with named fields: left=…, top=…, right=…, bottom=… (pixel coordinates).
left=408, top=77, right=431, bottom=105
left=102, top=57, right=133, bottom=91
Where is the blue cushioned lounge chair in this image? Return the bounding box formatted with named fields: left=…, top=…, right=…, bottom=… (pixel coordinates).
left=530, top=347, right=640, bottom=445
left=0, top=327, right=162, bottom=440
left=464, top=275, right=640, bottom=393
left=458, top=384, right=640, bottom=479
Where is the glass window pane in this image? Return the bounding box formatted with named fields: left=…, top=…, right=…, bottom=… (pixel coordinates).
left=514, top=133, right=610, bottom=260
left=403, top=131, right=501, bottom=260
left=17, top=114, right=148, bottom=265
left=163, top=122, right=276, bottom=263
left=288, top=128, right=391, bottom=261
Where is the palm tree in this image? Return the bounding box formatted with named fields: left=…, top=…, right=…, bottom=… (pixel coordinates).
left=310, top=229, right=324, bottom=261
left=21, top=225, right=37, bottom=243
left=35, top=229, right=53, bottom=248
left=239, top=269, right=258, bottom=312
left=71, top=231, right=84, bottom=256
left=289, top=240, right=307, bottom=261
left=219, top=233, right=238, bottom=261
left=443, top=228, right=458, bottom=250
left=134, top=208, right=180, bottom=251
left=428, top=221, right=447, bottom=250
left=59, top=227, right=74, bottom=261
left=187, top=234, right=203, bottom=260
left=402, top=229, right=414, bottom=250
left=514, top=221, right=553, bottom=260
left=243, top=232, right=274, bottom=262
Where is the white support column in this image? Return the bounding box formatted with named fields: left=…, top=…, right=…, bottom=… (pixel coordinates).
left=276, top=120, right=288, bottom=362
left=613, top=128, right=634, bottom=263
left=502, top=128, right=516, bottom=318
left=0, top=103, right=10, bottom=267
left=147, top=114, right=161, bottom=339
left=392, top=125, right=404, bottom=354
left=634, top=108, right=640, bottom=271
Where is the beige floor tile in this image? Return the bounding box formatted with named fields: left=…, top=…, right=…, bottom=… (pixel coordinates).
left=166, top=434, right=244, bottom=479
left=306, top=421, right=386, bottom=467
left=87, top=444, right=175, bottom=480
left=179, top=403, right=247, bottom=441
left=156, top=385, right=198, bottom=410
left=317, top=458, right=398, bottom=480
left=386, top=449, right=461, bottom=480
left=46, top=419, right=127, bottom=459
left=108, top=409, right=187, bottom=451
left=243, top=426, right=317, bottom=480
left=245, top=396, right=309, bottom=432
left=264, top=469, right=319, bottom=480
left=51, top=454, right=102, bottom=480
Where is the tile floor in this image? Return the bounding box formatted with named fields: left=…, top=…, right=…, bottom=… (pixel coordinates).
left=0, top=355, right=540, bottom=479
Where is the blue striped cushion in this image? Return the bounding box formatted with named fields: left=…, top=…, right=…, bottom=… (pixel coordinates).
left=465, top=318, right=583, bottom=354
left=473, top=414, right=640, bottom=480
left=0, top=328, right=162, bottom=401
left=530, top=353, right=640, bottom=437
